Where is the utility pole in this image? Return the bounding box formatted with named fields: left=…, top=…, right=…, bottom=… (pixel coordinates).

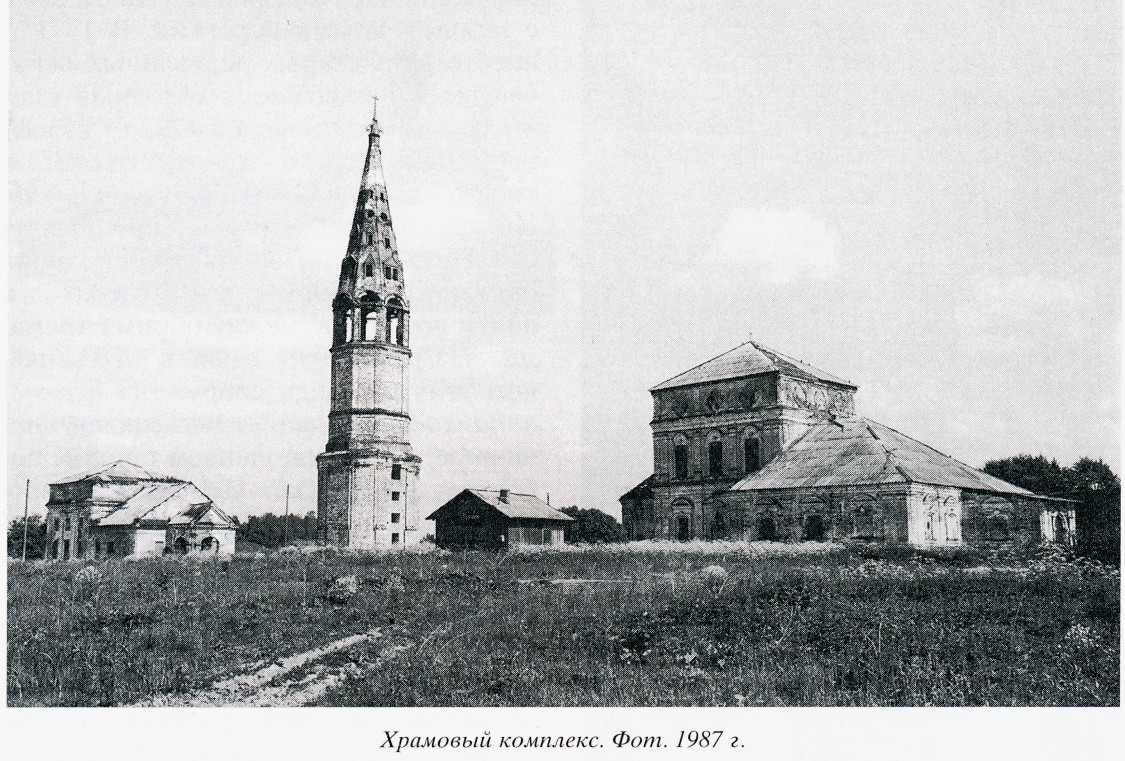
left=282, top=484, right=290, bottom=547
left=21, top=479, right=30, bottom=561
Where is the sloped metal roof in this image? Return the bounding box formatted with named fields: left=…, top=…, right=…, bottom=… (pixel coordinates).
left=651, top=340, right=854, bottom=391
left=52, top=460, right=178, bottom=485
left=464, top=490, right=574, bottom=521
left=96, top=483, right=227, bottom=527
left=729, top=417, right=1036, bottom=496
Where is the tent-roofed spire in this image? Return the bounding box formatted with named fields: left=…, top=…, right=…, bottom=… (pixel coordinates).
left=344, top=98, right=400, bottom=267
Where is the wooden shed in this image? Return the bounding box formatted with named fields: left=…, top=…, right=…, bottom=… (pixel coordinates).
left=427, top=489, right=573, bottom=550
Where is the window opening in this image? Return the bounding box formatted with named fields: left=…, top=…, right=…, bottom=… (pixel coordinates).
left=363, top=310, right=378, bottom=341
left=364, top=263, right=373, bottom=277
left=391, top=491, right=400, bottom=501
left=676, top=515, right=690, bottom=541
left=674, top=444, right=689, bottom=480
left=391, top=464, right=401, bottom=480
left=391, top=513, right=400, bottom=523
left=107, top=541, right=115, bottom=555
left=708, top=440, right=723, bottom=476
left=384, top=238, right=391, bottom=248
left=391, top=533, right=400, bottom=544
left=744, top=438, right=761, bottom=473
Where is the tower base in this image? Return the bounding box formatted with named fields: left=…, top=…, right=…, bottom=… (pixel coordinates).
left=316, top=448, right=421, bottom=548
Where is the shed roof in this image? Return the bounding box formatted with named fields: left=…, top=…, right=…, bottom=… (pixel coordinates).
left=429, top=489, right=574, bottom=522
left=728, top=417, right=1040, bottom=496
left=52, top=460, right=178, bottom=485
left=651, top=340, right=854, bottom=391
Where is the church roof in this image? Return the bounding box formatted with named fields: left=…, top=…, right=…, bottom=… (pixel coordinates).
left=728, top=418, right=1038, bottom=496
left=650, top=340, right=854, bottom=391
left=52, top=460, right=179, bottom=485
left=97, top=482, right=220, bottom=527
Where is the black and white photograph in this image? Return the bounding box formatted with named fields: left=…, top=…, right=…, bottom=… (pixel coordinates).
left=5, top=0, right=1122, bottom=756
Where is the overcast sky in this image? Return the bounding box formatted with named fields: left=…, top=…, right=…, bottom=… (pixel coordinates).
left=7, top=0, right=1120, bottom=522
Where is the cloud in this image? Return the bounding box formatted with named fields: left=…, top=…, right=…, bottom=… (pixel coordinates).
left=710, top=207, right=841, bottom=283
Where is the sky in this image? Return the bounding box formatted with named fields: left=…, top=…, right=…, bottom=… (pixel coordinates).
left=7, top=0, right=1120, bottom=523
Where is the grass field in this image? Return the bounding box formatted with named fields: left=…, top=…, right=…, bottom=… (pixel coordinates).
left=6, top=541, right=1119, bottom=706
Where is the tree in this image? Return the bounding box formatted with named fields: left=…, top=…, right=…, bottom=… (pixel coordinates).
left=236, top=511, right=318, bottom=549
left=1069, top=458, right=1120, bottom=565
left=984, top=454, right=1120, bottom=565
left=560, top=507, right=626, bottom=544
left=983, top=454, right=1070, bottom=496
left=7, top=515, right=47, bottom=559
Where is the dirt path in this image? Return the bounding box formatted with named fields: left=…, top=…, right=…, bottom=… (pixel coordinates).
left=132, top=628, right=410, bottom=707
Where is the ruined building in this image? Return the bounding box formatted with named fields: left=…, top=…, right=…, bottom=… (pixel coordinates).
left=45, top=461, right=236, bottom=559
left=316, top=104, right=421, bottom=548
left=620, top=340, right=1075, bottom=548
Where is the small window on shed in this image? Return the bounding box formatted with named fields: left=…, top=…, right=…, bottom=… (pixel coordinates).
left=391, top=464, right=401, bottom=480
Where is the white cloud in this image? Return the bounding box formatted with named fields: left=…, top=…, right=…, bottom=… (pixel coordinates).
left=710, top=207, right=841, bottom=283
left=391, top=185, right=485, bottom=255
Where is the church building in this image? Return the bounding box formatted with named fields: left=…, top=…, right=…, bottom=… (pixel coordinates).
left=620, top=340, right=1075, bottom=549
left=316, top=104, right=421, bottom=548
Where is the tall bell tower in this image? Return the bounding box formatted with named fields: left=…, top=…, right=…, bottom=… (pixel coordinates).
left=317, top=101, right=421, bottom=547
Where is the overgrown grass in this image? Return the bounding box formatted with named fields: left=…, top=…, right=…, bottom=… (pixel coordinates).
left=7, top=543, right=1119, bottom=706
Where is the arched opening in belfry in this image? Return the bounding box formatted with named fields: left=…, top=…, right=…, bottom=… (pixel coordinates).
left=386, top=298, right=405, bottom=345
left=333, top=295, right=355, bottom=345
left=363, top=311, right=379, bottom=341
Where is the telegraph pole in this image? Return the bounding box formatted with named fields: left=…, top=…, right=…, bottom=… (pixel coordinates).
left=21, top=479, right=30, bottom=561
left=282, top=484, right=290, bottom=547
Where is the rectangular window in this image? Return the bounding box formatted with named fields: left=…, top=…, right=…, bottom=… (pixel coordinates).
left=708, top=440, right=723, bottom=476
left=674, top=445, right=689, bottom=480
left=391, top=464, right=401, bottom=480
left=364, top=263, right=373, bottom=277
left=384, top=266, right=392, bottom=279
left=391, top=491, right=400, bottom=501
left=391, top=513, right=400, bottom=523
left=391, top=533, right=400, bottom=544
left=64, top=514, right=71, bottom=531
left=63, top=539, right=70, bottom=558
left=95, top=539, right=101, bottom=556
left=107, top=542, right=114, bottom=556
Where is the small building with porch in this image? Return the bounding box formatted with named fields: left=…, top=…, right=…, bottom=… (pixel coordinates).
left=45, top=461, right=237, bottom=559
left=428, top=489, right=573, bottom=550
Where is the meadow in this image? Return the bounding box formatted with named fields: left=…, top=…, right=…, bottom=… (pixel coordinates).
left=6, top=541, right=1119, bottom=706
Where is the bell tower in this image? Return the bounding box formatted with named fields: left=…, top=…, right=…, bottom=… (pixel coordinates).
left=317, top=101, right=421, bottom=548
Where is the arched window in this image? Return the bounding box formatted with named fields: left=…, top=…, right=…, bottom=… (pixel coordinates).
left=708, top=433, right=723, bottom=477
left=803, top=514, right=826, bottom=541
left=712, top=511, right=727, bottom=540
left=200, top=537, right=218, bottom=553
left=744, top=436, right=761, bottom=473
left=364, top=262, right=374, bottom=277
left=673, top=436, right=689, bottom=480
left=174, top=537, right=189, bottom=554
left=944, top=507, right=961, bottom=543
left=385, top=301, right=405, bottom=345
left=924, top=510, right=937, bottom=542
left=383, top=238, right=391, bottom=249
left=363, top=311, right=378, bottom=341
left=341, top=258, right=357, bottom=282
left=343, top=313, right=353, bottom=342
